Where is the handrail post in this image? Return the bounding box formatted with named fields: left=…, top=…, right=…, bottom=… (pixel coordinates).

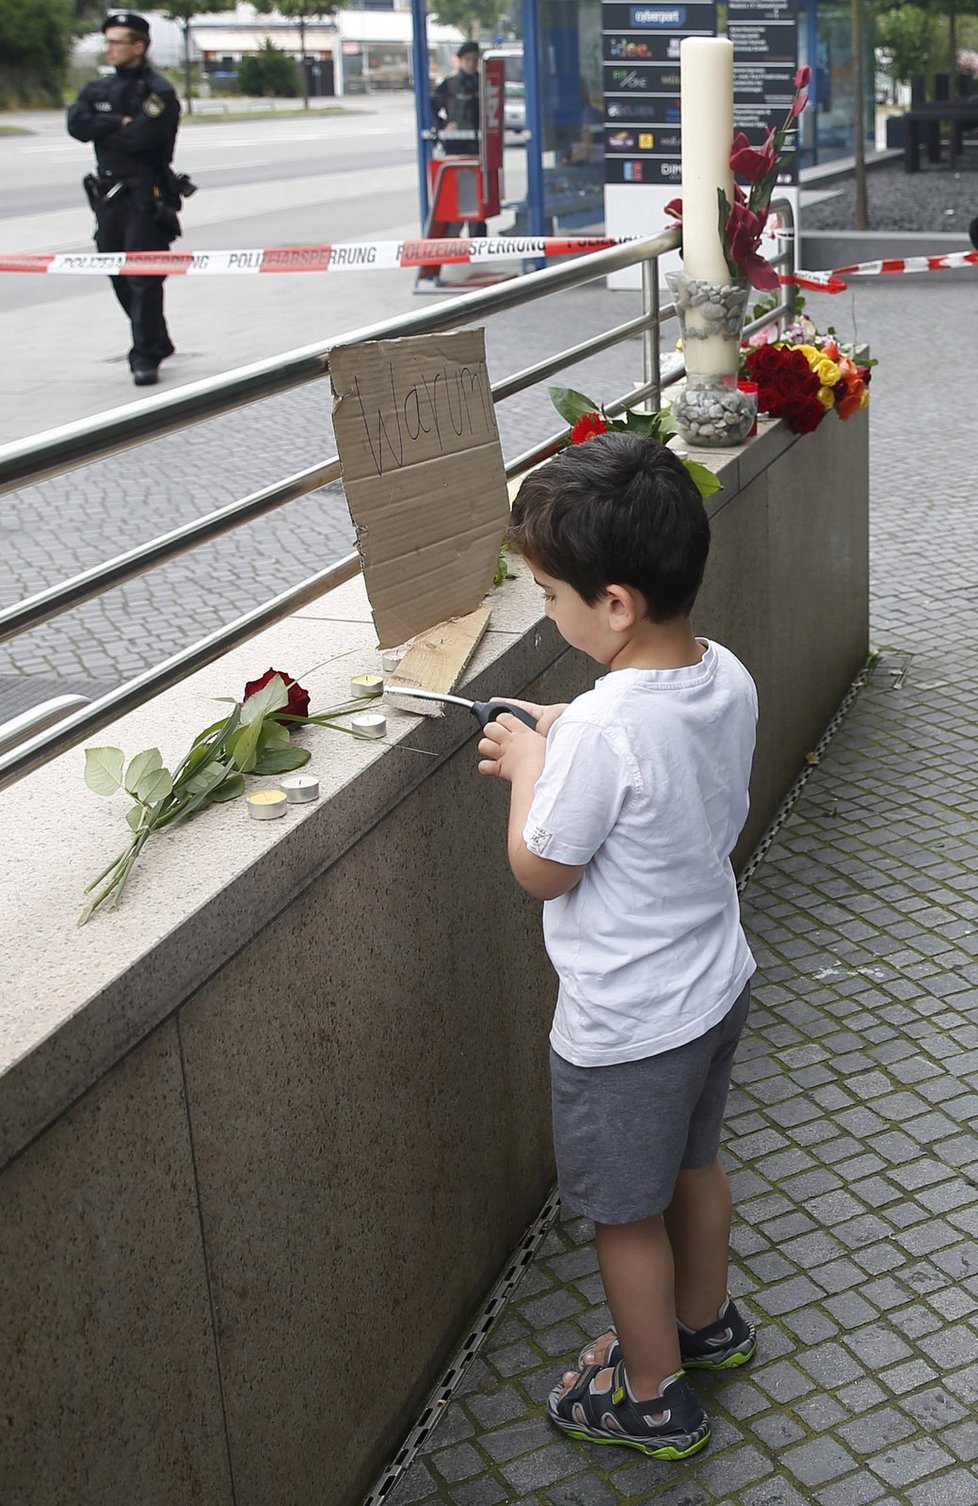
left=641, top=253, right=661, bottom=414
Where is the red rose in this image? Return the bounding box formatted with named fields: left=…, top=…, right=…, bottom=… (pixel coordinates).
left=570, top=412, right=608, bottom=444
left=243, top=668, right=311, bottom=722
left=780, top=397, right=825, bottom=434
left=745, top=345, right=782, bottom=379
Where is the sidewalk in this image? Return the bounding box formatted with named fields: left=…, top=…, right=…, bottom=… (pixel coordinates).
left=376, top=277, right=978, bottom=1506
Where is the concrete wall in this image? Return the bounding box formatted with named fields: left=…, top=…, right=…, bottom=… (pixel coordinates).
left=0, top=411, right=868, bottom=1506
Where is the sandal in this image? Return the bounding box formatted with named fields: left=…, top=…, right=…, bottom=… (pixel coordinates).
left=578, top=1299, right=756, bottom=1373
left=547, top=1362, right=711, bottom=1459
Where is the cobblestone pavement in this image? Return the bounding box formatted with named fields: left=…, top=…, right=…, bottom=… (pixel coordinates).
left=376, top=278, right=978, bottom=1505
left=0, top=284, right=648, bottom=711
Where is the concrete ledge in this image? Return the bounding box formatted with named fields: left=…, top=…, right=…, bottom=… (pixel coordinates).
left=0, top=410, right=869, bottom=1506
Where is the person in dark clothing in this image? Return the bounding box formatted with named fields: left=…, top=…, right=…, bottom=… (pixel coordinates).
left=67, top=12, right=181, bottom=386
left=431, top=40, right=486, bottom=236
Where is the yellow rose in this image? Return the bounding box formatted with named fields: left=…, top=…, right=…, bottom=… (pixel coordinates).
left=818, top=385, right=835, bottom=409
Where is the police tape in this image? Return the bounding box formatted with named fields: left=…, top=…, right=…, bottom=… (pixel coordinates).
left=1, top=239, right=977, bottom=287
left=0, top=237, right=634, bottom=277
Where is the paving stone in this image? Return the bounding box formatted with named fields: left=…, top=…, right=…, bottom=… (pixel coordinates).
left=491, top=1342, right=546, bottom=1378
left=539, top=1472, right=618, bottom=1506
left=752, top=1276, right=824, bottom=1317
left=480, top=1418, right=555, bottom=1464
left=906, top=1474, right=978, bottom=1506
left=467, top=1387, right=529, bottom=1429
left=499, top=1443, right=584, bottom=1491
left=839, top=1407, right=917, bottom=1454
left=430, top=1442, right=486, bottom=1484
left=386, top=1461, right=441, bottom=1504
left=782, top=1437, right=859, bottom=1488
left=870, top=1437, right=956, bottom=1488
left=813, top=1473, right=889, bottom=1506
left=448, top=1477, right=511, bottom=1506
left=740, top=1480, right=810, bottom=1506
left=751, top=1360, right=814, bottom=1404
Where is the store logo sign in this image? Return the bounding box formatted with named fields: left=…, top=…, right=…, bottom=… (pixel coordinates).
left=630, top=6, right=686, bottom=25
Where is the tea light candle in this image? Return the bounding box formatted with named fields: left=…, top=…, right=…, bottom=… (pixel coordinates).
left=351, top=711, right=387, bottom=740
left=351, top=672, right=383, bottom=698
left=381, top=645, right=409, bottom=674
left=247, top=788, right=288, bottom=820
left=278, top=773, right=320, bottom=803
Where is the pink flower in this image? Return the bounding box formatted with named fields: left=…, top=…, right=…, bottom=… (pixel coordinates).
left=794, top=65, right=812, bottom=88
left=664, top=197, right=684, bottom=222
left=730, top=130, right=777, bottom=183
left=790, top=90, right=809, bottom=119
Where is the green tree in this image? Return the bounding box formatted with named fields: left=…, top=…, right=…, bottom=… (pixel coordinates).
left=875, top=0, right=978, bottom=94
left=426, top=0, right=504, bottom=41
left=875, top=4, right=937, bottom=87
left=251, top=0, right=348, bottom=110
left=237, top=40, right=301, bottom=98
left=163, top=0, right=236, bottom=115
left=0, top=0, right=73, bottom=106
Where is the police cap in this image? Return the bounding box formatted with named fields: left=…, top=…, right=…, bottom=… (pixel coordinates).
left=102, top=13, right=151, bottom=40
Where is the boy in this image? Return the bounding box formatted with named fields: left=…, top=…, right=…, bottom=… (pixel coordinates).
left=478, top=432, right=757, bottom=1459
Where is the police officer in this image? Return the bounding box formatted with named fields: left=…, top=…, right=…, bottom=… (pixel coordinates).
left=67, top=13, right=181, bottom=386
left=430, top=41, right=486, bottom=238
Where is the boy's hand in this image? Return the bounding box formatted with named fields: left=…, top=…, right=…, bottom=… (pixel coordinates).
left=488, top=697, right=568, bottom=736
left=477, top=713, right=546, bottom=783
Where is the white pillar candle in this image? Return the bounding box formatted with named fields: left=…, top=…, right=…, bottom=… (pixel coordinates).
left=680, top=38, right=734, bottom=285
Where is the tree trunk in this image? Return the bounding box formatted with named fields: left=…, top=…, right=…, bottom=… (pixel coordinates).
left=852, top=0, right=869, bottom=229
left=183, top=20, right=193, bottom=117
left=300, top=17, right=309, bottom=110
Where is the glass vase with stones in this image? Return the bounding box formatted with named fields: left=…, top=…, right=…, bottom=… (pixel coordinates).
left=666, top=271, right=755, bottom=448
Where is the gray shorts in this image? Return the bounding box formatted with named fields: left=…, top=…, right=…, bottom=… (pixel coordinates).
left=550, top=982, right=751, bottom=1225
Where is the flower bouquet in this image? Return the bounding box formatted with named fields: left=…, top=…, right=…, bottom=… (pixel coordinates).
left=81, top=669, right=384, bottom=923
left=741, top=328, right=872, bottom=435
left=548, top=385, right=722, bottom=497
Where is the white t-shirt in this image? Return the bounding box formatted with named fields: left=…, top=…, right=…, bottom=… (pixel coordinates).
left=523, top=641, right=757, bottom=1067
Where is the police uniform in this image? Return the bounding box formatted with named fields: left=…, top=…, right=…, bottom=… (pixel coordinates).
left=67, top=12, right=181, bottom=383
left=430, top=52, right=486, bottom=238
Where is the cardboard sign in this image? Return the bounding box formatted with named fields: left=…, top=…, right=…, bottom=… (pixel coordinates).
left=329, top=330, right=509, bottom=650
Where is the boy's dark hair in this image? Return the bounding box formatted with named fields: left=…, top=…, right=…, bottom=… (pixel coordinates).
left=457, top=40, right=480, bottom=57
left=509, top=431, right=711, bottom=622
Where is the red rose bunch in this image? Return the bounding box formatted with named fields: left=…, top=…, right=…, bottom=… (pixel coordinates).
left=243, top=667, right=311, bottom=723
left=743, top=343, right=826, bottom=434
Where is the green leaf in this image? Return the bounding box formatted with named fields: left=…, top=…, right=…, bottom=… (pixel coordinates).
left=257, top=719, right=291, bottom=752
left=84, top=747, right=125, bottom=796
left=126, top=806, right=149, bottom=833
left=230, top=720, right=263, bottom=772
left=684, top=460, right=723, bottom=499
left=548, top=385, right=605, bottom=426
left=209, top=773, right=246, bottom=804
left=123, top=748, right=163, bottom=795
left=191, top=716, right=233, bottom=746
left=252, top=745, right=312, bottom=775
left=239, top=675, right=289, bottom=727
left=185, top=759, right=232, bottom=796
left=134, top=767, right=173, bottom=805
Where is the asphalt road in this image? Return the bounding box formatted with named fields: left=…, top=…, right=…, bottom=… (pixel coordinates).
left=0, top=97, right=554, bottom=710
left=0, top=96, right=529, bottom=435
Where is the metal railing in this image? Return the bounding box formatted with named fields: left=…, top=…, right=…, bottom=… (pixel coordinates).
left=0, top=212, right=797, bottom=792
